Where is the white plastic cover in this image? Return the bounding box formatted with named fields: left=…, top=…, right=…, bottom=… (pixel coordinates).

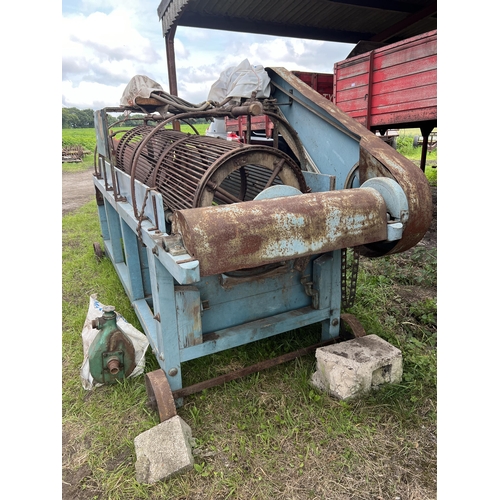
left=120, top=75, right=165, bottom=107
left=207, top=59, right=271, bottom=102
left=80, top=295, right=149, bottom=390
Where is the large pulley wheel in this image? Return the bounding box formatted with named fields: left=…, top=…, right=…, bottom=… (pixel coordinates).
left=144, top=369, right=177, bottom=422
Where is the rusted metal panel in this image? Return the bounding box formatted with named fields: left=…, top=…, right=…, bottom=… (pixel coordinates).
left=172, top=189, right=388, bottom=276
left=370, top=101, right=437, bottom=128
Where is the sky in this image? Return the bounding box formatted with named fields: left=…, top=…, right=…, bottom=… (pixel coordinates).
left=62, top=0, right=356, bottom=110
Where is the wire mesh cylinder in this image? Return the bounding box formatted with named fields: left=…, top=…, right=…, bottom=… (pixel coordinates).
left=114, top=126, right=307, bottom=211
left=114, top=126, right=186, bottom=187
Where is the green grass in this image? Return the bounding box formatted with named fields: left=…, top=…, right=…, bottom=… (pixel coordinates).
left=396, top=130, right=437, bottom=187
left=62, top=124, right=210, bottom=173
left=62, top=128, right=100, bottom=151
left=62, top=124, right=210, bottom=152
left=62, top=125, right=437, bottom=499
left=63, top=231, right=436, bottom=498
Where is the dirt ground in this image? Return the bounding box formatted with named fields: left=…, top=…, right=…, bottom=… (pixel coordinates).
left=62, top=167, right=96, bottom=216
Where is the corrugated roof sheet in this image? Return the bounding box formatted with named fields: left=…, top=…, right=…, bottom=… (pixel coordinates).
left=158, top=0, right=437, bottom=45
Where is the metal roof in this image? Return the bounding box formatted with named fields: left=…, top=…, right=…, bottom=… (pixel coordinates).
left=157, top=0, right=437, bottom=46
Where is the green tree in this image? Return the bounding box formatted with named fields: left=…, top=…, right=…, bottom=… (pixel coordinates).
left=62, top=107, right=96, bottom=128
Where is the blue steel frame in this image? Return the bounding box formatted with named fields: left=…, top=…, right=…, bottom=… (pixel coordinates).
left=93, top=162, right=343, bottom=399
left=92, top=73, right=368, bottom=402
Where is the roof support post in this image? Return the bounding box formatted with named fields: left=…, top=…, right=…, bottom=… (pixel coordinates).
left=165, top=25, right=181, bottom=131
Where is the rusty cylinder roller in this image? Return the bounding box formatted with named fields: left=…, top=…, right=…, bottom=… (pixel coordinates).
left=172, top=188, right=389, bottom=276
left=113, top=126, right=308, bottom=213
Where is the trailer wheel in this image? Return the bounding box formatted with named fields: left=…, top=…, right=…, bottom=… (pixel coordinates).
left=93, top=242, right=104, bottom=262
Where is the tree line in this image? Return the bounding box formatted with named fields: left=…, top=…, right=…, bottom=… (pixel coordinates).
left=62, top=107, right=141, bottom=129
left=62, top=107, right=208, bottom=129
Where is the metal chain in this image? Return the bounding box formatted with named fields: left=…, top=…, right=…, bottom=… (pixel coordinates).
left=341, top=247, right=360, bottom=309
left=136, top=187, right=156, bottom=246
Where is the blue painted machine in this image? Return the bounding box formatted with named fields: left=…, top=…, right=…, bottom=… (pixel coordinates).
left=92, top=68, right=432, bottom=417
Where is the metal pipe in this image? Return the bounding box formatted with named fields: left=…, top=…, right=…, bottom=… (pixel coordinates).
left=107, top=358, right=120, bottom=375
left=171, top=337, right=338, bottom=400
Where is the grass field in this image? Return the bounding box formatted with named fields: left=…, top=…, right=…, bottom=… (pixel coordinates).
left=62, top=124, right=211, bottom=172
left=62, top=125, right=437, bottom=499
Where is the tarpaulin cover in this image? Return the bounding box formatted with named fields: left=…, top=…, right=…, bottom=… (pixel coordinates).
left=120, top=75, right=165, bottom=107
left=207, top=59, right=271, bottom=102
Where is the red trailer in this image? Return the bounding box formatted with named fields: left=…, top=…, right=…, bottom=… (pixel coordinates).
left=333, top=30, right=436, bottom=133
left=291, top=71, right=335, bottom=103
left=332, top=30, right=437, bottom=170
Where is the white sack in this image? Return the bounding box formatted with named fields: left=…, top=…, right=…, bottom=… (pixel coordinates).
left=207, top=59, right=271, bottom=102
left=120, top=75, right=165, bottom=107
left=80, top=294, right=149, bottom=390
left=119, top=75, right=174, bottom=117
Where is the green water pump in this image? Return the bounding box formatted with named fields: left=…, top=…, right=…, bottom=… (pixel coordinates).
left=88, top=306, right=136, bottom=384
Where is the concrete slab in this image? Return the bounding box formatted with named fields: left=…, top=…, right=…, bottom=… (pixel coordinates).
left=311, top=334, right=403, bottom=400
left=134, top=415, right=194, bottom=484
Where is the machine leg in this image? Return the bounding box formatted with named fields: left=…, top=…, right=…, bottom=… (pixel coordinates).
left=320, top=250, right=342, bottom=341
left=146, top=248, right=184, bottom=404
left=104, top=199, right=124, bottom=264
left=419, top=123, right=435, bottom=173
left=120, top=221, right=145, bottom=301
left=96, top=200, right=110, bottom=241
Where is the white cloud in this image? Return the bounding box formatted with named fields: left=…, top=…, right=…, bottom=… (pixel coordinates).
left=62, top=80, right=128, bottom=109
left=62, top=6, right=355, bottom=109
left=62, top=6, right=167, bottom=109
left=62, top=10, right=160, bottom=72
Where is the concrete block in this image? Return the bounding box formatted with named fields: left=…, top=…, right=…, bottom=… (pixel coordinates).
left=134, top=415, right=194, bottom=484
left=311, top=334, right=403, bottom=400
